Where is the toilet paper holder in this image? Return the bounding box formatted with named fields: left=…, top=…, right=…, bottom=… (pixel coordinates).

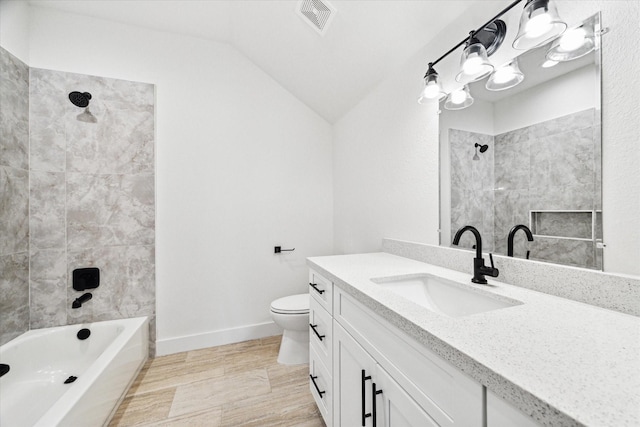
left=274, top=246, right=295, bottom=254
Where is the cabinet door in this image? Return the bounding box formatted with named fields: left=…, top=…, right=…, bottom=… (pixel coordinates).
left=334, top=322, right=377, bottom=427
left=374, top=366, right=440, bottom=427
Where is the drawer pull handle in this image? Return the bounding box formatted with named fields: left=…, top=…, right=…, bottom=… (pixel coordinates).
left=309, top=324, right=325, bottom=341
left=362, top=370, right=372, bottom=426
left=309, top=374, right=326, bottom=398
left=372, top=382, right=383, bottom=426
left=309, top=283, right=325, bottom=294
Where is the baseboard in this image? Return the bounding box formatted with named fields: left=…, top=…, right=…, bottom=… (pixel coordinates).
left=156, top=321, right=282, bottom=356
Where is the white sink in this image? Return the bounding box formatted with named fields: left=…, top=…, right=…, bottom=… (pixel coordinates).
left=371, top=274, right=521, bottom=318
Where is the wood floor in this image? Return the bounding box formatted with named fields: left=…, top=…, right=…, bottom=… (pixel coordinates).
left=109, top=335, right=325, bottom=427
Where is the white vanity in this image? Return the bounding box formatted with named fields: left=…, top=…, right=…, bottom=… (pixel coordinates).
left=307, top=250, right=640, bottom=427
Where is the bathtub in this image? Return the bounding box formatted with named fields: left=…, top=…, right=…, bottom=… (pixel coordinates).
left=0, top=317, right=149, bottom=427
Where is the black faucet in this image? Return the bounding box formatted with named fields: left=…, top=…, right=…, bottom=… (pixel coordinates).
left=72, top=292, right=93, bottom=309
left=507, top=224, right=534, bottom=258
left=452, top=225, right=499, bottom=284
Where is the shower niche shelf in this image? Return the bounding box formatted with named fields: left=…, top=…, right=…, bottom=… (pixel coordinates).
left=529, top=210, right=601, bottom=241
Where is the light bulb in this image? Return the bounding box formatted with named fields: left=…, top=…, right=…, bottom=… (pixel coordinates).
left=492, top=67, right=515, bottom=84
left=559, top=27, right=586, bottom=51
left=525, top=12, right=552, bottom=38
left=462, top=55, right=483, bottom=75
left=542, top=59, right=558, bottom=68
left=422, top=82, right=441, bottom=99
left=451, top=89, right=467, bottom=105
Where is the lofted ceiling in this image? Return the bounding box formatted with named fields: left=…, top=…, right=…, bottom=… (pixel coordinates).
left=28, top=0, right=475, bottom=123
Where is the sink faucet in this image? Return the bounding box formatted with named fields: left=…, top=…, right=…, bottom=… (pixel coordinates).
left=507, top=224, right=534, bottom=258
left=452, top=225, right=499, bottom=284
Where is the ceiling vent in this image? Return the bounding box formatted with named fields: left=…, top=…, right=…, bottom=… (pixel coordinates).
left=297, top=0, right=336, bottom=36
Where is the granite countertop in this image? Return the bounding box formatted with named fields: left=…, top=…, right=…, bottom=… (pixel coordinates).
left=307, top=252, right=640, bottom=427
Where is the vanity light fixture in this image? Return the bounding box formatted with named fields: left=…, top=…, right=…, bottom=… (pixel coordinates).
left=418, top=1, right=523, bottom=104
left=512, top=0, right=567, bottom=50
left=455, top=31, right=495, bottom=84
left=486, top=58, right=524, bottom=91
left=418, top=63, right=446, bottom=103
left=546, top=24, right=595, bottom=62
left=444, top=85, right=474, bottom=110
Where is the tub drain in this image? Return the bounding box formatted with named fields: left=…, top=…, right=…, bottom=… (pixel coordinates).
left=64, top=376, right=78, bottom=384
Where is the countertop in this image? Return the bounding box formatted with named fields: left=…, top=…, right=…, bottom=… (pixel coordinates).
left=307, top=252, right=640, bottom=427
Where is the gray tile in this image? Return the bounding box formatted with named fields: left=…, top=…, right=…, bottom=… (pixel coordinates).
left=529, top=237, right=595, bottom=269
left=29, top=248, right=68, bottom=328
left=0, top=47, right=29, bottom=170
left=529, top=127, right=595, bottom=189
left=29, top=68, right=69, bottom=172
left=29, top=170, right=66, bottom=250
left=0, top=166, right=29, bottom=256
left=67, top=173, right=155, bottom=249
left=0, top=252, right=29, bottom=345
left=494, top=138, right=529, bottom=191
left=67, top=245, right=155, bottom=322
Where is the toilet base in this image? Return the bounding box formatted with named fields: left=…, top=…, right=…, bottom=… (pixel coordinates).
left=277, top=329, right=309, bottom=365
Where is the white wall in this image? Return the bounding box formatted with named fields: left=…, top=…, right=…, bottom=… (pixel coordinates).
left=334, top=1, right=640, bottom=276
left=494, top=64, right=596, bottom=134
left=27, top=6, right=333, bottom=354
left=0, top=0, right=29, bottom=62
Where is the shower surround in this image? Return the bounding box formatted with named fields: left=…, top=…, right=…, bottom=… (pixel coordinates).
left=0, top=44, right=156, bottom=348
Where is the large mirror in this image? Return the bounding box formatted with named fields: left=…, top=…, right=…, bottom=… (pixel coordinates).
left=440, top=13, right=602, bottom=270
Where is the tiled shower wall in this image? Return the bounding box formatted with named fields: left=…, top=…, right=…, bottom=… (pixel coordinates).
left=0, top=48, right=30, bottom=345
left=29, top=68, right=156, bottom=338
left=449, top=129, right=495, bottom=252
left=450, top=108, right=602, bottom=269
left=0, top=47, right=155, bottom=348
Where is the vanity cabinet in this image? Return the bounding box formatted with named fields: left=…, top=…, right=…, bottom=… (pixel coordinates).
left=309, top=270, right=335, bottom=426
left=334, top=322, right=439, bottom=426
left=309, top=269, right=483, bottom=427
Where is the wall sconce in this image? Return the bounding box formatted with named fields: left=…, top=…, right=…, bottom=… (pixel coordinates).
left=486, top=58, right=524, bottom=91
left=512, top=0, right=567, bottom=50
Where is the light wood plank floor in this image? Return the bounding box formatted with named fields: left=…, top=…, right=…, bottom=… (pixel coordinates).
left=109, top=335, right=325, bottom=427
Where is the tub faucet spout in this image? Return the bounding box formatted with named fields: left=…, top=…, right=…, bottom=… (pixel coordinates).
left=72, top=292, right=93, bottom=309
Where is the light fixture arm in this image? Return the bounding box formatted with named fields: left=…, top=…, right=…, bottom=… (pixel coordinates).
left=428, top=0, right=524, bottom=68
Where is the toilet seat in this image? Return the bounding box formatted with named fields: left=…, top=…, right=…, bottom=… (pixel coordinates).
left=270, top=294, right=309, bottom=315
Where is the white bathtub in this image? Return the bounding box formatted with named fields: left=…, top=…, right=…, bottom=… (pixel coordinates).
left=0, top=317, right=149, bottom=427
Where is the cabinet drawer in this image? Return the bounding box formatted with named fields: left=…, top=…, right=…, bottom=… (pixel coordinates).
left=310, top=296, right=333, bottom=371
left=309, top=269, right=333, bottom=313
left=334, top=288, right=482, bottom=427
left=310, top=345, right=333, bottom=427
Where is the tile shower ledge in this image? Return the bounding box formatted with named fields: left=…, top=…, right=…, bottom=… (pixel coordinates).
left=307, top=252, right=640, bottom=427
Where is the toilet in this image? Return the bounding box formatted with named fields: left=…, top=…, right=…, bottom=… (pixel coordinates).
left=270, top=293, right=310, bottom=365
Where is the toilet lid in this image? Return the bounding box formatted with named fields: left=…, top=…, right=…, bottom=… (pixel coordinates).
left=271, top=294, right=309, bottom=314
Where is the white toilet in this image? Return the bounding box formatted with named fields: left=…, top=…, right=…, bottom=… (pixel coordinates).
left=270, top=293, right=309, bottom=365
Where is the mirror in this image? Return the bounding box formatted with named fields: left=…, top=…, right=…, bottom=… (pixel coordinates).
left=440, top=13, right=602, bottom=270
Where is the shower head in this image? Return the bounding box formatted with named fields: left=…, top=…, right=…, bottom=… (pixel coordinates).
left=69, top=91, right=92, bottom=108
left=475, top=143, right=489, bottom=153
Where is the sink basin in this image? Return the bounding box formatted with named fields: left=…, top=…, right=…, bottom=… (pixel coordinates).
left=371, top=274, right=521, bottom=318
